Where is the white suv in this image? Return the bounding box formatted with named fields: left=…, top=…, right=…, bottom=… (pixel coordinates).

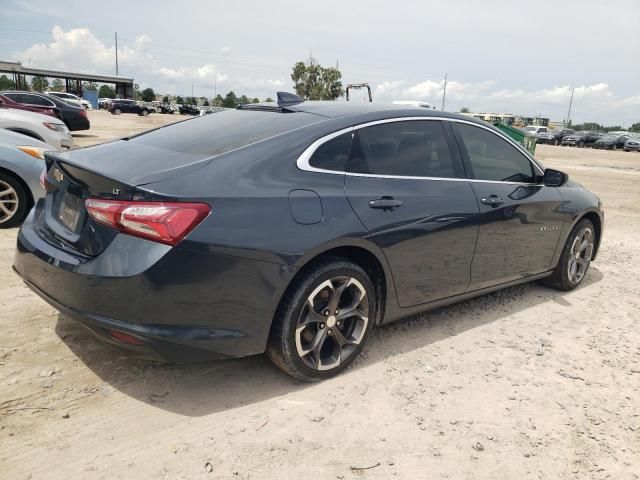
left=523, top=125, right=548, bottom=135
left=46, top=92, right=92, bottom=110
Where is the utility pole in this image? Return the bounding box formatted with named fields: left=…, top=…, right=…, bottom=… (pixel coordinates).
left=441, top=73, right=448, bottom=111
left=566, top=87, right=574, bottom=126
left=115, top=32, right=119, bottom=76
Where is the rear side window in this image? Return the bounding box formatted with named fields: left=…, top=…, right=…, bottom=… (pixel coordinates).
left=309, top=132, right=352, bottom=171
left=347, top=120, right=455, bottom=178
left=21, top=94, right=55, bottom=107
left=454, top=123, right=535, bottom=183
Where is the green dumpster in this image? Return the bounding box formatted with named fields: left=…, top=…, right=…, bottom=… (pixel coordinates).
left=494, top=123, right=537, bottom=155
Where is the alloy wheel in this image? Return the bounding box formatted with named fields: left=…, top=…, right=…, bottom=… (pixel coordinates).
left=567, top=227, right=594, bottom=284
left=295, top=276, right=369, bottom=371
left=0, top=180, right=19, bottom=225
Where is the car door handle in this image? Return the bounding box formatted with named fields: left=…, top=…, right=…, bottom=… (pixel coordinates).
left=481, top=195, right=504, bottom=207
left=369, top=197, right=403, bottom=211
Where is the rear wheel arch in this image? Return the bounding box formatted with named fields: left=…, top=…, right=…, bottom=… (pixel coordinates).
left=274, top=243, right=391, bottom=334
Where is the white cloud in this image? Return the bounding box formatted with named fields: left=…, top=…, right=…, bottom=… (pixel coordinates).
left=372, top=78, right=638, bottom=123
left=219, top=46, right=231, bottom=55
left=158, top=63, right=227, bottom=83
left=15, top=26, right=152, bottom=74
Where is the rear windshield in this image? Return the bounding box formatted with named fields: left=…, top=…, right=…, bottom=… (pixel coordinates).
left=130, top=109, right=323, bottom=155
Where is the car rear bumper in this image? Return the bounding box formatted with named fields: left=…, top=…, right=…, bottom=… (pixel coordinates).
left=13, top=210, right=293, bottom=362
left=66, top=116, right=90, bottom=131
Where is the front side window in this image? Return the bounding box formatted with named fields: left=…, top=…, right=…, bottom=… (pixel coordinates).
left=454, top=123, right=535, bottom=183
left=309, top=132, right=352, bottom=171
left=347, top=120, right=455, bottom=178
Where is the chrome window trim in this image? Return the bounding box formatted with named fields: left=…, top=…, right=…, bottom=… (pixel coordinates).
left=296, top=116, right=545, bottom=181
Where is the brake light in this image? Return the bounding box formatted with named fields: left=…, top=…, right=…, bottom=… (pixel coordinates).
left=79, top=109, right=88, bottom=118
left=85, top=199, right=210, bottom=246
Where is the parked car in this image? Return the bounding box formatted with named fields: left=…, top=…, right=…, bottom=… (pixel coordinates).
left=98, top=98, right=112, bottom=110
left=46, top=91, right=92, bottom=110
left=392, top=100, right=433, bottom=108
left=561, top=131, right=603, bottom=147
left=592, top=133, right=630, bottom=150
left=0, top=108, right=73, bottom=150
left=158, top=104, right=177, bottom=114
left=623, top=137, right=640, bottom=152
left=522, top=125, right=548, bottom=135
left=0, top=129, right=48, bottom=228
left=14, top=96, right=604, bottom=381
left=0, top=91, right=90, bottom=131
left=108, top=99, right=151, bottom=116
left=537, top=128, right=574, bottom=145
left=178, top=104, right=199, bottom=115
left=0, top=91, right=60, bottom=119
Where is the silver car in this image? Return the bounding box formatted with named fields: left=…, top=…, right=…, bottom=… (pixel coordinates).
left=0, top=129, right=48, bottom=228
left=0, top=108, right=73, bottom=150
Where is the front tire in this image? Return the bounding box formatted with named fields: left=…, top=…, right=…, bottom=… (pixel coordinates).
left=542, top=219, right=595, bottom=291
left=266, top=258, right=376, bottom=381
left=0, top=173, right=30, bottom=229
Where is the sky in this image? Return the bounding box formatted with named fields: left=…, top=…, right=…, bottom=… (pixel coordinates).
left=1, top=0, right=639, bottom=125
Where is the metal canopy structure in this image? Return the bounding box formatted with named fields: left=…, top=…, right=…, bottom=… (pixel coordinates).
left=0, top=60, right=134, bottom=98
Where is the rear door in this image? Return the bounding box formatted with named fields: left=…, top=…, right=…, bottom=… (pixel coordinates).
left=344, top=119, right=479, bottom=308
left=451, top=122, right=564, bottom=290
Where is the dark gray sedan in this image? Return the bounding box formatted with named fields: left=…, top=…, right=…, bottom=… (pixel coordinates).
left=14, top=94, right=604, bottom=381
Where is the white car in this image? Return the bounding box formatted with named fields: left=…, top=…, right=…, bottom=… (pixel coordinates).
left=46, top=91, right=92, bottom=110
left=523, top=125, right=548, bottom=135
left=393, top=100, right=433, bottom=108
left=0, top=108, right=73, bottom=150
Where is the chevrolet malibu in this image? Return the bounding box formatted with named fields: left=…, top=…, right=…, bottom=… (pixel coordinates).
left=14, top=94, right=604, bottom=381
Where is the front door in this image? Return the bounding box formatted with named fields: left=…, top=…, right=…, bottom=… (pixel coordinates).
left=344, top=119, right=479, bottom=307
left=452, top=122, right=564, bottom=290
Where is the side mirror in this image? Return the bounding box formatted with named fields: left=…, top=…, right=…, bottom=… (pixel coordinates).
left=543, top=168, right=568, bottom=187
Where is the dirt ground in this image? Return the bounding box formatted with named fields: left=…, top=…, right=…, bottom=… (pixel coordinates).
left=1, top=111, right=639, bottom=479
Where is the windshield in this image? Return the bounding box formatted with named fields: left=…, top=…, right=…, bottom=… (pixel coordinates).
left=602, top=134, right=618, bottom=140
left=524, top=127, right=537, bottom=132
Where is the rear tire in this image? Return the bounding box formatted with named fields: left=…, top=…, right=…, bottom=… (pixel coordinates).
left=554, top=139, right=559, bottom=146
left=141, top=109, right=149, bottom=116
left=266, top=258, right=376, bottom=381
left=0, top=172, right=30, bottom=229
left=114, top=108, right=122, bottom=115
left=542, top=219, right=595, bottom=291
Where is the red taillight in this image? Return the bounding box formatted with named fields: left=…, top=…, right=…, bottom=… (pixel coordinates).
left=107, top=328, right=144, bottom=345
left=79, top=109, right=88, bottom=118
left=85, top=199, right=211, bottom=246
